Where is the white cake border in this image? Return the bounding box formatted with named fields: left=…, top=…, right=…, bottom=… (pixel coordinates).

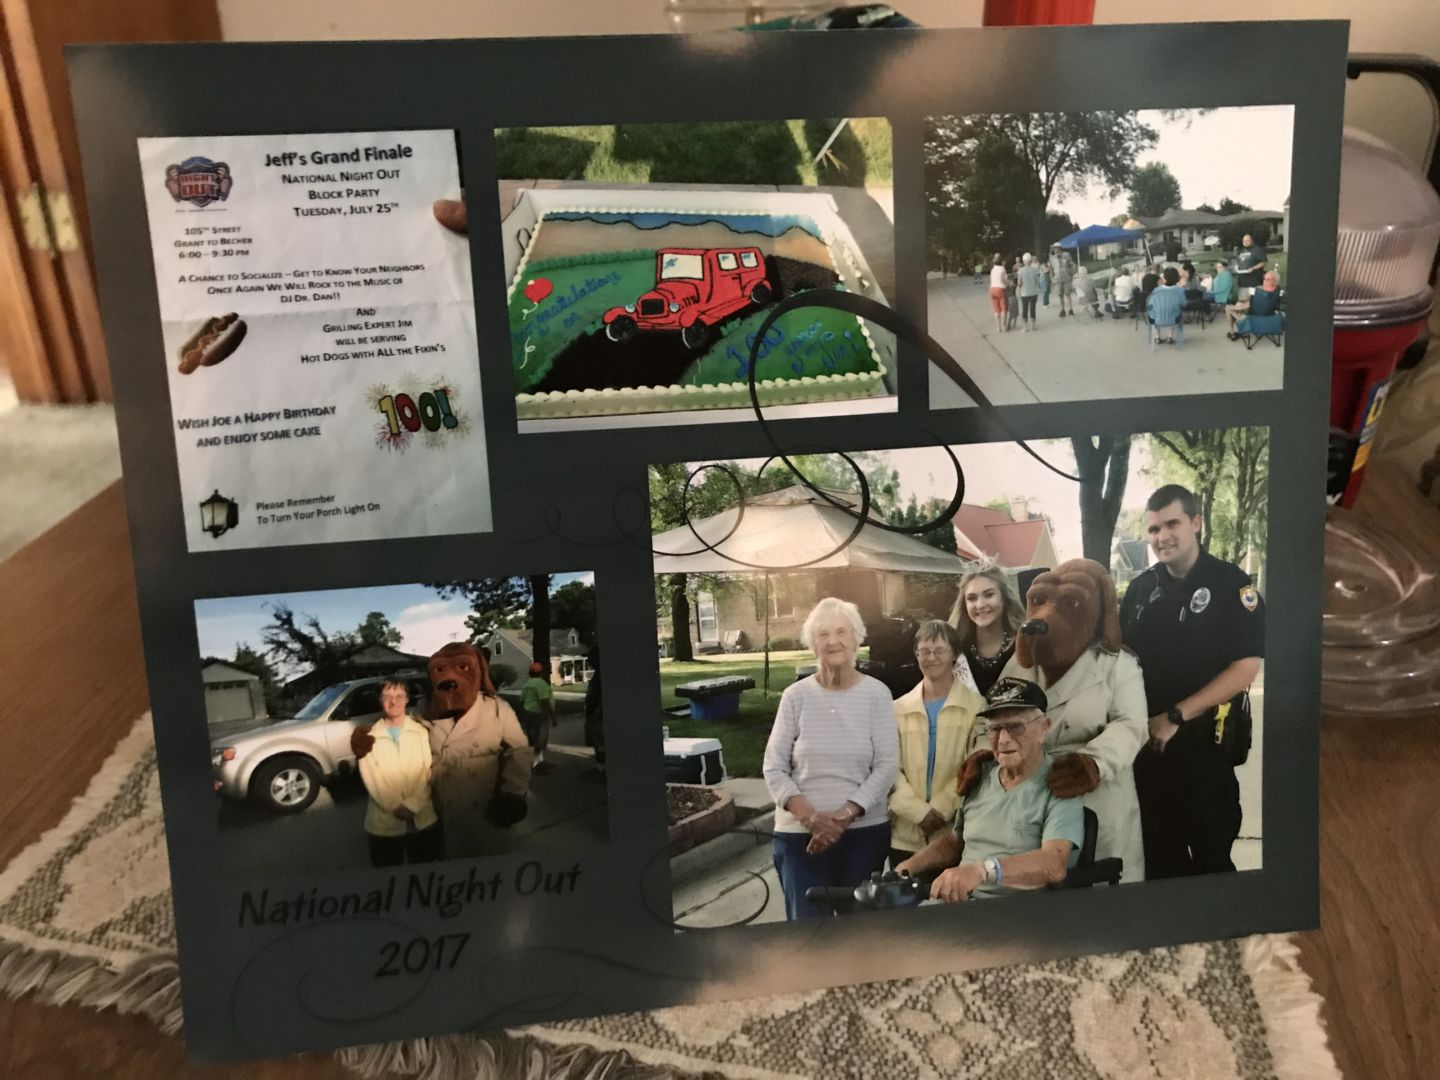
left=506, top=206, right=888, bottom=419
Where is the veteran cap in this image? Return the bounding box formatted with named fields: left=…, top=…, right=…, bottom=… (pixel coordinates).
left=978, top=677, right=1048, bottom=718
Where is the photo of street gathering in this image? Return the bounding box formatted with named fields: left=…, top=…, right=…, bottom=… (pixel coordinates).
left=652, top=428, right=1268, bottom=926
left=925, top=107, right=1294, bottom=408
left=197, top=573, right=607, bottom=876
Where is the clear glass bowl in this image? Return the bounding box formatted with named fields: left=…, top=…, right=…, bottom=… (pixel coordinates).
left=1322, top=508, right=1440, bottom=713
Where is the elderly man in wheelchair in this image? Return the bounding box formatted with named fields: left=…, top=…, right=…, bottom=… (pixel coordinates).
left=807, top=678, right=1126, bottom=912
left=888, top=678, right=1122, bottom=903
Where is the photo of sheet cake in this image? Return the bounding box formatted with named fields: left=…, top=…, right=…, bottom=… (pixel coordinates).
left=505, top=201, right=891, bottom=419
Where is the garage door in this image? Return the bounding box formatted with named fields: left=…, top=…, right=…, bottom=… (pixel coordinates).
left=207, top=686, right=256, bottom=725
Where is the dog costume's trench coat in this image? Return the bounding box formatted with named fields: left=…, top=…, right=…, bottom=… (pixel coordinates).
left=979, top=647, right=1148, bottom=882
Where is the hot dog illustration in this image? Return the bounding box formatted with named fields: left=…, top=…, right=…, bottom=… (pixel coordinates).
left=177, top=313, right=246, bottom=374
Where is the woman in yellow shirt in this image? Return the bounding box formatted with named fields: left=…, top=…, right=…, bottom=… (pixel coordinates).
left=888, top=621, right=985, bottom=870
left=358, top=680, right=442, bottom=866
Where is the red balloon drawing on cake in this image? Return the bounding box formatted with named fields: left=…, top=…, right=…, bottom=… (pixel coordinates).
left=519, top=276, right=552, bottom=321
left=603, top=246, right=773, bottom=351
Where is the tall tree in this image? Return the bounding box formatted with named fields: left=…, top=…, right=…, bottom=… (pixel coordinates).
left=1128, top=162, right=1183, bottom=218
left=1216, top=197, right=1252, bottom=215
left=649, top=462, right=754, bottom=662
left=927, top=111, right=1158, bottom=255
left=260, top=603, right=357, bottom=685
left=886, top=495, right=959, bottom=555
left=1228, top=427, right=1270, bottom=572
left=432, top=578, right=530, bottom=642
left=1217, top=217, right=1272, bottom=250
left=1195, top=201, right=1219, bottom=214
left=529, top=574, right=553, bottom=668
left=230, top=642, right=281, bottom=714
left=1045, top=211, right=1079, bottom=246
left=354, top=611, right=402, bottom=648
left=547, top=580, right=598, bottom=641
left=1149, top=429, right=1231, bottom=551
left=1071, top=435, right=1132, bottom=564
left=926, top=125, right=1035, bottom=268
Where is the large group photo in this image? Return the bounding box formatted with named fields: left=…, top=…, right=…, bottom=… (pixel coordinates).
left=925, top=107, right=1294, bottom=409
left=651, top=427, right=1269, bottom=927
left=196, top=573, right=607, bottom=877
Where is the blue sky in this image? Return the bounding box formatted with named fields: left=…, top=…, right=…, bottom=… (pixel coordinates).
left=196, top=571, right=594, bottom=674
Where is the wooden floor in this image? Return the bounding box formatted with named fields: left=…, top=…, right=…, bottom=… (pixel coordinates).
left=1, top=476, right=1438, bottom=1077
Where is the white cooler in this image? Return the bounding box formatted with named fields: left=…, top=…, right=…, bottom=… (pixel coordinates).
left=663, top=737, right=727, bottom=786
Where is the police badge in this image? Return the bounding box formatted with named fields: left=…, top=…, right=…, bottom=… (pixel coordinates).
left=165, top=156, right=232, bottom=207
left=1189, top=586, right=1212, bottom=613
left=1240, top=584, right=1260, bottom=611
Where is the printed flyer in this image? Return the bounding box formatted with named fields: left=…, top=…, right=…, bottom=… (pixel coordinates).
left=137, top=129, right=492, bottom=549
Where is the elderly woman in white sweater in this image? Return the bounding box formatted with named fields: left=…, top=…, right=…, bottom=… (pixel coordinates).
left=764, top=597, right=898, bottom=919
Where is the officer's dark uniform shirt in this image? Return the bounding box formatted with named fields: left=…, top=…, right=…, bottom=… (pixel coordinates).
left=1119, top=551, right=1265, bottom=718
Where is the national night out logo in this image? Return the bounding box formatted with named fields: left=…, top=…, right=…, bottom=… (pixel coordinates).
left=164, top=156, right=233, bottom=208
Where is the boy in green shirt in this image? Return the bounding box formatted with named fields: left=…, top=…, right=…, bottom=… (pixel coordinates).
left=520, top=662, right=556, bottom=773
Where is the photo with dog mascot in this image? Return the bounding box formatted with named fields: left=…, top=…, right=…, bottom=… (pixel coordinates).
left=967, top=558, right=1148, bottom=883
left=353, top=642, right=533, bottom=859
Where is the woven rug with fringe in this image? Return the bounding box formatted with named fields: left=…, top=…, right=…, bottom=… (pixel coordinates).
left=1, top=715, right=1340, bottom=1080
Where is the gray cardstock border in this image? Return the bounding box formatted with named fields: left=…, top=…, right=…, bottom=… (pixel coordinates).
left=67, top=22, right=1343, bottom=1062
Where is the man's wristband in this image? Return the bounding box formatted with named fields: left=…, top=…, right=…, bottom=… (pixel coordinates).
left=983, top=857, right=1003, bottom=886
left=1167, top=706, right=1186, bottom=726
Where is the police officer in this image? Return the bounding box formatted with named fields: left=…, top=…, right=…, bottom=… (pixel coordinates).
left=1120, top=484, right=1264, bottom=878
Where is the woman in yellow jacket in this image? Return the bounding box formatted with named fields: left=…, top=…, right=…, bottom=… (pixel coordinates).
left=888, top=621, right=985, bottom=869
left=359, top=680, right=442, bottom=866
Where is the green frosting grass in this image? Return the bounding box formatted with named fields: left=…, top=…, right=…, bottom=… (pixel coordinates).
left=509, top=253, right=656, bottom=390
left=508, top=254, right=879, bottom=394
left=679, top=301, right=878, bottom=387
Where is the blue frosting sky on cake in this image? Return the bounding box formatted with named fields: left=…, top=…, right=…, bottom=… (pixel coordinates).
left=543, top=211, right=823, bottom=240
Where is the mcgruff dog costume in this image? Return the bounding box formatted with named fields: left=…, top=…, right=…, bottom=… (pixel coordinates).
left=963, top=559, right=1148, bottom=883
left=354, top=642, right=532, bottom=858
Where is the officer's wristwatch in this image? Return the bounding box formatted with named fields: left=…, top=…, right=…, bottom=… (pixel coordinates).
left=1167, top=706, right=1186, bottom=726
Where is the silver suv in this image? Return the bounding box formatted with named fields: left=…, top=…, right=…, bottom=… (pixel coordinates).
left=211, top=673, right=430, bottom=813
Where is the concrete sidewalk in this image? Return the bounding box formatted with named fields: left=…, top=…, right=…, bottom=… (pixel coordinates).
left=926, top=274, right=1284, bottom=408
left=671, top=777, right=784, bottom=928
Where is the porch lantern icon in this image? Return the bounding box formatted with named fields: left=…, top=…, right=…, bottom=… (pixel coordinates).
left=199, top=489, right=239, bottom=538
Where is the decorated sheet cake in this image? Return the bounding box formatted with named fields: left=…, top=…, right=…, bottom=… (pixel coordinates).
left=503, top=197, right=891, bottom=419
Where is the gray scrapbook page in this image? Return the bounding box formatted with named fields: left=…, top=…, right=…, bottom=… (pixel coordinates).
left=67, top=21, right=1344, bottom=1061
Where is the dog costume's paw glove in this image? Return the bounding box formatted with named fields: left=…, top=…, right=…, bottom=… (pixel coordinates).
left=1046, top=752, right=1101, bottom=797
left=956, top=748, right=995, bottom=797
left=485, top=792, right=529, bottom=827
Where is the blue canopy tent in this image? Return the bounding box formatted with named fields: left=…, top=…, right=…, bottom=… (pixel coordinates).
left=1055, top=224, right=1150, bottom=254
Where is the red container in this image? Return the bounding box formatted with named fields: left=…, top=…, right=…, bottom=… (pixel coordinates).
left=982, top=0, right=1094, bottom=24
left=1327, top=123, right=1440, bottom=506
left=1329, top=320, right=1428, bottom=507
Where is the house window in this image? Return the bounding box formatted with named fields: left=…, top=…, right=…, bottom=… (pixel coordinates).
left=717, top=252, right=738, bottom=271
left=568, top=629, right=578, bottom=646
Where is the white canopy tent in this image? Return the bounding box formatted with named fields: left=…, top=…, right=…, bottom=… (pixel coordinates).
left=653, top=486, right=969, bottom=692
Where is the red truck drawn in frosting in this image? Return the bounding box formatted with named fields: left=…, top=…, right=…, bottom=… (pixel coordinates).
left=603, top=247, right=772, bottom=350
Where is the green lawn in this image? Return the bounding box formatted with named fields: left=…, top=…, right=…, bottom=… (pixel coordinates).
left=496, top=120, right=893, bottom=188
left=659, top=651, right=869, bottom=778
